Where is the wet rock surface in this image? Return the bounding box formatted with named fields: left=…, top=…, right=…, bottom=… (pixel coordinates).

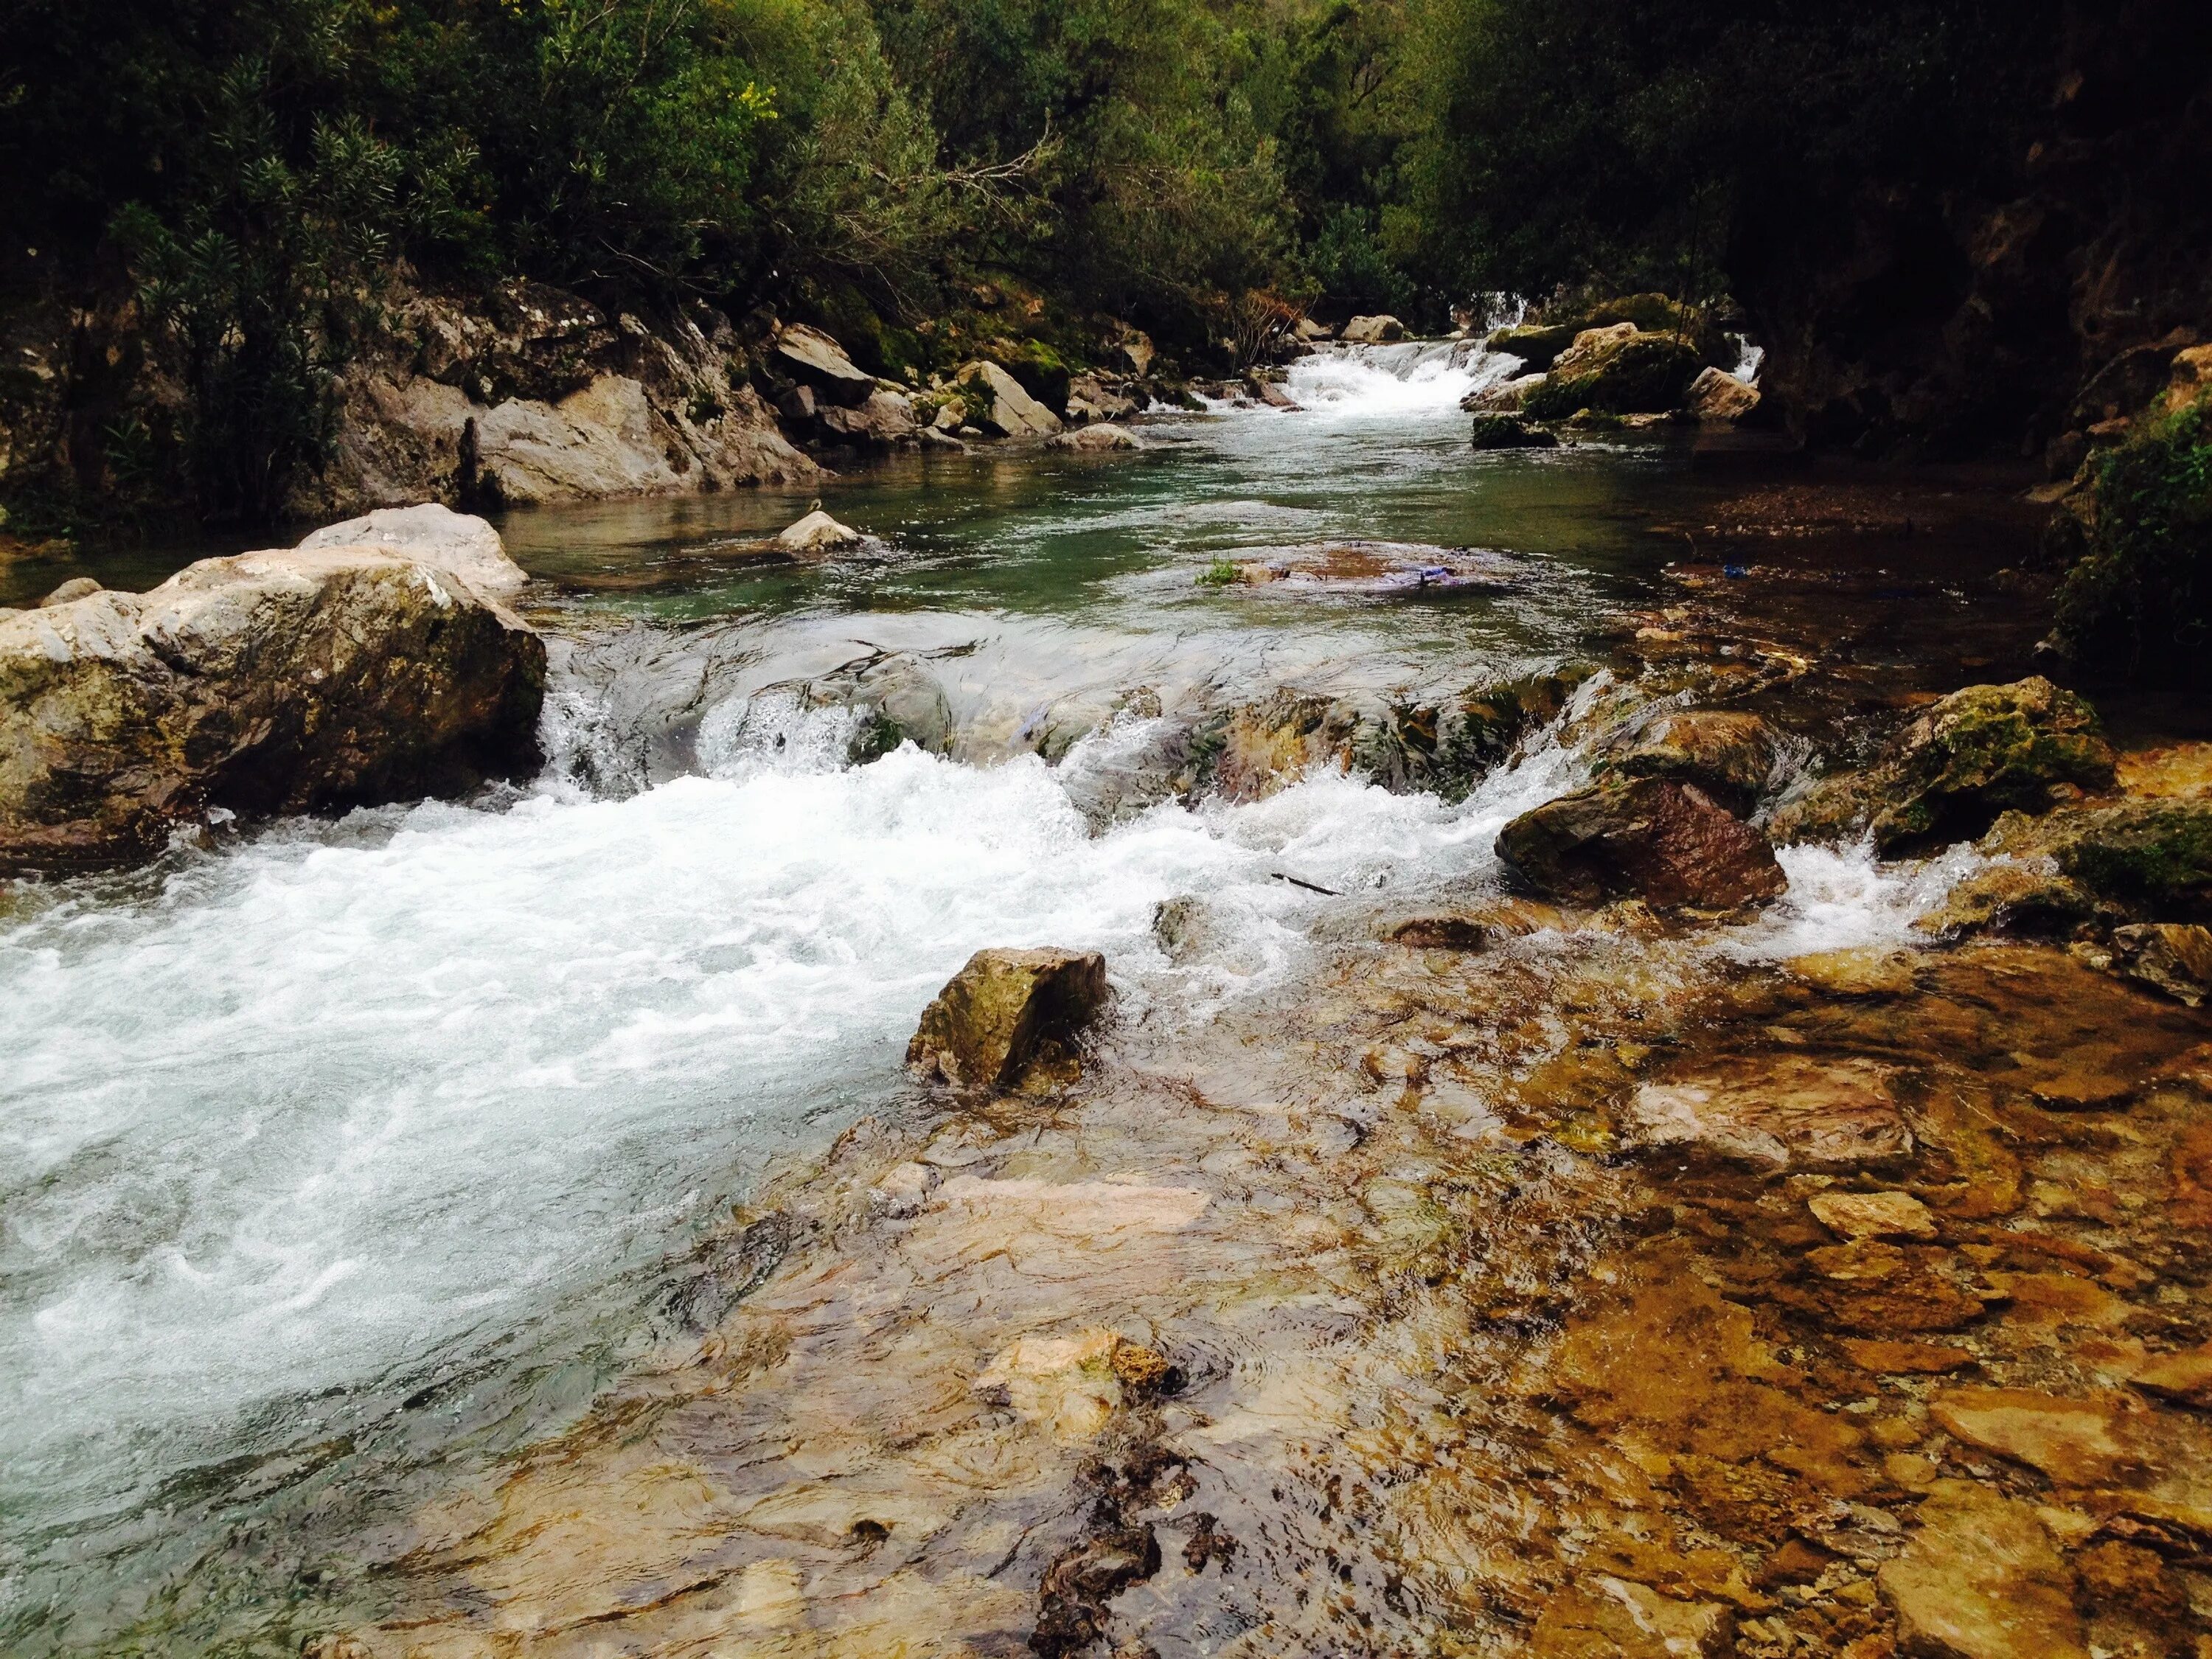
left=906, top=947, right=1110, bottom=1093
left=1497, top=776, right=1788, bottom=908
left=0, top=518, right=544, bottom=872
left=291, top=527, right=2212, bottom=1659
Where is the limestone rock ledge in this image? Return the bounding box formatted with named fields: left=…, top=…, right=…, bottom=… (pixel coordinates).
left=293, top=279, right=817, bottom=518
left=0, top=511, right=544, bottom=873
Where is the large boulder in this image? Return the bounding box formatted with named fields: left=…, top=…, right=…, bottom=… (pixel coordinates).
left=906, top=947, right=1110, bottom=1092
left=1596, top=709, right=1778, bottom=813
left=0, top=540, right=546, bottom=872
left=1774, top=678, right=2118, bottom=854
left=1524, top=325, right=1703, bottom=420
left=1341, top=315, right=1406, bottom=344
left=956, top=360, right=1064, bottom=439
left=296, top=502, right=526, bottom=595
left=1461, top=373, right=1548, bottom=413
left=1495, top=778, right=1787, bottom=908
left=773, top=324, right=876, bottom=407
left=1484, top=322, right=1581, bottom=371
left=815, top=389, right=918, bottom=447
left=1686, top=365, right=1761, bottom=421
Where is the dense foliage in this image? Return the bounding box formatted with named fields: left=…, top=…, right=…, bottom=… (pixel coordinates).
left=2053, top=400, right=2212, bottom=683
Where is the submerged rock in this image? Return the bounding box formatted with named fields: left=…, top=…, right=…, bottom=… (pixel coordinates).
left=1495, top=778, right=1787, bottom=908
left=1531, top=1576, right=1733, bottom=1659
left=801, top=652, right=953, bottom=758
left=1775, top=678, right=2117, bottom=853
left=1624, top=1057, right=1911, bottom=1172
left=905, top=947, right=1109, bottom=1092
left=1468, top=414, right=1558, bottom=450
left=0, top=538, right=545, bottom=872
left=1877, top=1481, right=2087, bottom=1659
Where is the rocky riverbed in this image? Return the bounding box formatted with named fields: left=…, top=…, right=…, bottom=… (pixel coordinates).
left=286, top=529, right=2212, bottom=1659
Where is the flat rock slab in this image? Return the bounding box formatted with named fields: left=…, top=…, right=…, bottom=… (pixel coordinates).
left=297, top=503, right=526, bottom=594
left=1624, top=1057, right=1912, bottom=1171
left=1877, top=1479, right=2087, bottom=1659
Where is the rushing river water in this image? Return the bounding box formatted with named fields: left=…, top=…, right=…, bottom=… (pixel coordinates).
left=0, top=343, right=1950, bottom=1652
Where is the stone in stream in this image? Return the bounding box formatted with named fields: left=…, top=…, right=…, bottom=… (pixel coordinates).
left=1623, top=1056, right=1912, bottom=1172
left=1495, top=777, right=1787, bottom=908
left=1773, top=677, right=2117, bottom=854
left=1687, top=364, right=1761, bottom=421
left=0, top=521, right=544, bottom=873
left=1808, top=1189, right=1938, bottom=1240
left=2103, top=921, right=2212, bottom=1004
left=905, top=947, right=1109, bottom=1092
left=1877, top=1481, right=2089, bottom=1659
left=1523, top=324, right=1703, bottom=420
left=1530, top=1575, right=1733, bottom=1659
left=297, top=501, right=525, bottom=595
left=1467, top=413, right=1557, bottom=450
left=1461, top=372, right=1548, bottom=413
left=773, top=507, right=866, bottom=554
left=1596, top=708, right=1779, bottom=814
left=1340, top=314, right=1405, bottom=344
left=1051, top=423, right=1141, bottom=452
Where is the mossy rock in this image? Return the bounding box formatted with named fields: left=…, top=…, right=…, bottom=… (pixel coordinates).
left=985, top=339, right=1071, bottom=415
left=1870, top=678, right=2115, bottom=852
left=1523, top=331, right=1702, bottom=420
left=1469, top=414, right=1558, bottom=450
left=2048, top=801, right=2212, bottom=917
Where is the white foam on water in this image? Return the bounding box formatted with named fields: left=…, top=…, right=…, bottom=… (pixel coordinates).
left=0, top=713, right=1563, bottom=1505
left=1280, top=341, right=1509, bottom=420
left=1727, top=838, right=1986, bottom=961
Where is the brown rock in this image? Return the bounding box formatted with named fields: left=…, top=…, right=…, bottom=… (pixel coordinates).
left=1, top=543, right=544, bottom=874
left=1929, top=1388, right=2132, bottom=1486
left=905, top=947, right=1108, bottom=1092
left=1842, top=1338, right=1977, bottom=1374
left=1495, top=778, right=1787, bottom=909
left=1624, top=1057, right=1911, bottom=1172
left=2105, top=922, right=2212, bottom=1006
left=2129, top=1342, right=2212, bottom=1408
left=1688, top=365, right=1761, bottom=421
left=1387, top=915, right=1492, bottom=950
left=1531, top=1575, right=1733, bottom=1659
left=1810, top=1191, right=1939, bottom=1240
left=1876, top=1480, right=2087, bottom=1659
left=1600, top=709, right=1779, bottom=813
left=1787, top=947, right=1921, bottom=999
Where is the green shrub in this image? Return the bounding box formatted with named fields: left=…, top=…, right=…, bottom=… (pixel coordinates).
left=2051, top=400, right=2212, bottom=681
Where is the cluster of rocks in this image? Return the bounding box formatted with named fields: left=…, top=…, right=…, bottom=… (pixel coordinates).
left=0, top=504, right=544, bottom=873
left=1465, top=294, right=1762, bottom=451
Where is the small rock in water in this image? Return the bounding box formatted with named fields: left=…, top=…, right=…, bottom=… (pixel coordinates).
left=1876, top=1481, right=2090, bottom=1659
left=1050, top=424, right=1139, bottom=452
left=1385, top=915, right=1492, bottom=950
left=38, top=576, right=101, bottom=607
left=774, top=508, right=866, bottom=554
left=905, top=947, right=1108, bottom=1092
left=1468, top=413, right=1557, bottom=450
left=1495, top=778, right=1787, bottom=909
left=1809, top=1189, right=1938, bottom=1240
left=1624, top=1056, right=1912, bottom=1172
left=2104, top=921, right=2212, bottom=1005
left=1531, top=1575, right=1734, bottom=1659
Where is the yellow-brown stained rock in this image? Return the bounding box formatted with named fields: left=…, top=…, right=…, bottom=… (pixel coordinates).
left=1809, top=1189, right=1939, bottom=1240
left=1839, top=1338, right=1977, bottom=1375
left=1531, top=1574, right=1734, bottom=1659
left=1876, top=1480, right=2087, bottom=1659
left=905, top=947, right=1108, bottom=1092
left=1624, top=1056, right=1910, bottom=1172
left=1930, top=1388, right=2134, bottom=1486
left=2129, top=1340, right=2212, bottom=1407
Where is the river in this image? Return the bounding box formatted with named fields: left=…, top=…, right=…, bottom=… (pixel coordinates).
left=0, top=343, right=1997, bottom=1654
